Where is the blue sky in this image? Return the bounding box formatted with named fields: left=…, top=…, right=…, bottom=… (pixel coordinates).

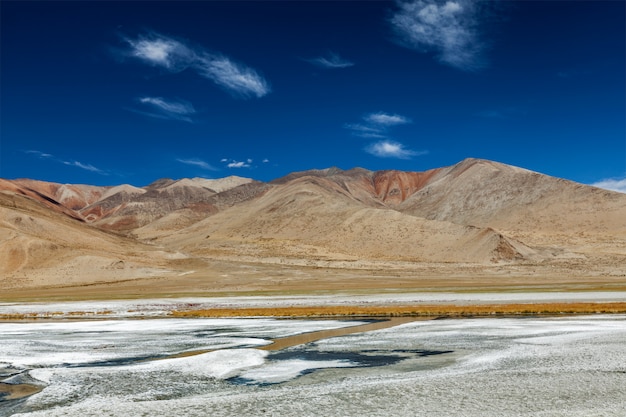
left=1, top=1, right=625, bottom=192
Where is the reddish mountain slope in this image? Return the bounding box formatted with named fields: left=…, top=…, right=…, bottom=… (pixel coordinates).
left=159, top=173, right=539, bottom=264
left=1, top=176, right=260, bottom=232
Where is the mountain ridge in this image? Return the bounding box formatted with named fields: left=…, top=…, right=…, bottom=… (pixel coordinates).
left=2, top=158, right=625, bottom=292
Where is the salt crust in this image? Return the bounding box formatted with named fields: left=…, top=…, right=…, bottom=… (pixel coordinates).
left=6, top=315, right=626, bottom=417
left=2, top=292, right=626, bottom=319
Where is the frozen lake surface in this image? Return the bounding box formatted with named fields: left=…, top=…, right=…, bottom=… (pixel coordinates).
left=1, top=315, right=625, bottom=416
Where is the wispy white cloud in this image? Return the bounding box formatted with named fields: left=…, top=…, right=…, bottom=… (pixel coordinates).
left=344, top=124, right=375, bottom=133
left=365, top=140, right=426, bottom=159
left=139, top=97, right=195, bottom=115
left=63, top=161, right=105, bottom=174
left=262, top=158, right=270, bottom=163
left=24, top=150, right=107, bottom=174
left=176, top=158, right=218, bottom=171
left=135, top=97, right=196, bottom=122
left=227, top=160, right=250, bottom=168
left=365, top=112, right=411, bottom=126
left=195, top=54, right=270, bottom=98
left=390, top=0, right=487, bottom=71
left=345, top=112, right=412, bottom=138
left=591, top=177, right=626, bottom=193
left=124, top=32, right=270, bottom=98
left=25, top=150, right=53, bottom=159
left=306, top=52, right=354, bottom=69
left=343, top=124, right=387, bottom=139
left=221, top=158, right=253, bottom=168
left=126, top=34, right=194, bottom=71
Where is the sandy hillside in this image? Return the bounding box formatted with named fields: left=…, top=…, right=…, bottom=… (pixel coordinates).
left=1, top=158, right=625, bottom=296
left=0, top=190, right=182, bottom=289
left=397, top=159, right=626, bottom=254
left=156, top=174, right=539, bottom=264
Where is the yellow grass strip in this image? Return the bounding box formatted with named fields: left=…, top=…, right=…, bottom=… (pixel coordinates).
left=2, top=303, right=625, bottom=321
left=171, top=302, right=626, bottom=318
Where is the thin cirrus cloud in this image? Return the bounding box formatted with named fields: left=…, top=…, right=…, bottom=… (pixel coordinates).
left=25, top=150, right=53, bottom=159
left=25, top=150, right=107, bottom=174
left=389, top=0, right=488, bottom=71
left=591, top=177, right=626, bottom=194
left=365, top=140, right=425, bottom=159
left=306, top=52, right=354, bottom=69
left=364, top=112, right=411, bottom=126
left=135, top=97, right=196, bottom=122
left=345, top=112, right=412, bottom=138
left=195, top=54, right=271, bottom=98
left=176, top=158, right=217, bottom=171
left=343, top=124, right=387, bottom=139
left=124, top=32, right=270, bottom=98
left=63, top=161, right=104, bottom=173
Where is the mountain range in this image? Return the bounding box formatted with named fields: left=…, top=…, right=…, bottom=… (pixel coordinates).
left=2, top=158, right=625, bottom=294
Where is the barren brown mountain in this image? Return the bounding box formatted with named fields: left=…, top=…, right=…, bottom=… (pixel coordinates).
left=2, top=158, right=625, bottom=296
left=156, top=171, right=538, bottom=265
left=0, top=188, right=180, bottom=290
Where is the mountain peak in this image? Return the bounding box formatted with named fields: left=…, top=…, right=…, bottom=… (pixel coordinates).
left=452, top=158, right=533, bottom=175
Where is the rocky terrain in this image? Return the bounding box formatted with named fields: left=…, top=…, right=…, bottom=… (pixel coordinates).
left=1, top=158, right=625, bottom=296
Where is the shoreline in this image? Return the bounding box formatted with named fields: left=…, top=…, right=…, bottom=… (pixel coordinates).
left=1, top=301, right=626, bottom=321
left=2, top=289, right=626, bottom=321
